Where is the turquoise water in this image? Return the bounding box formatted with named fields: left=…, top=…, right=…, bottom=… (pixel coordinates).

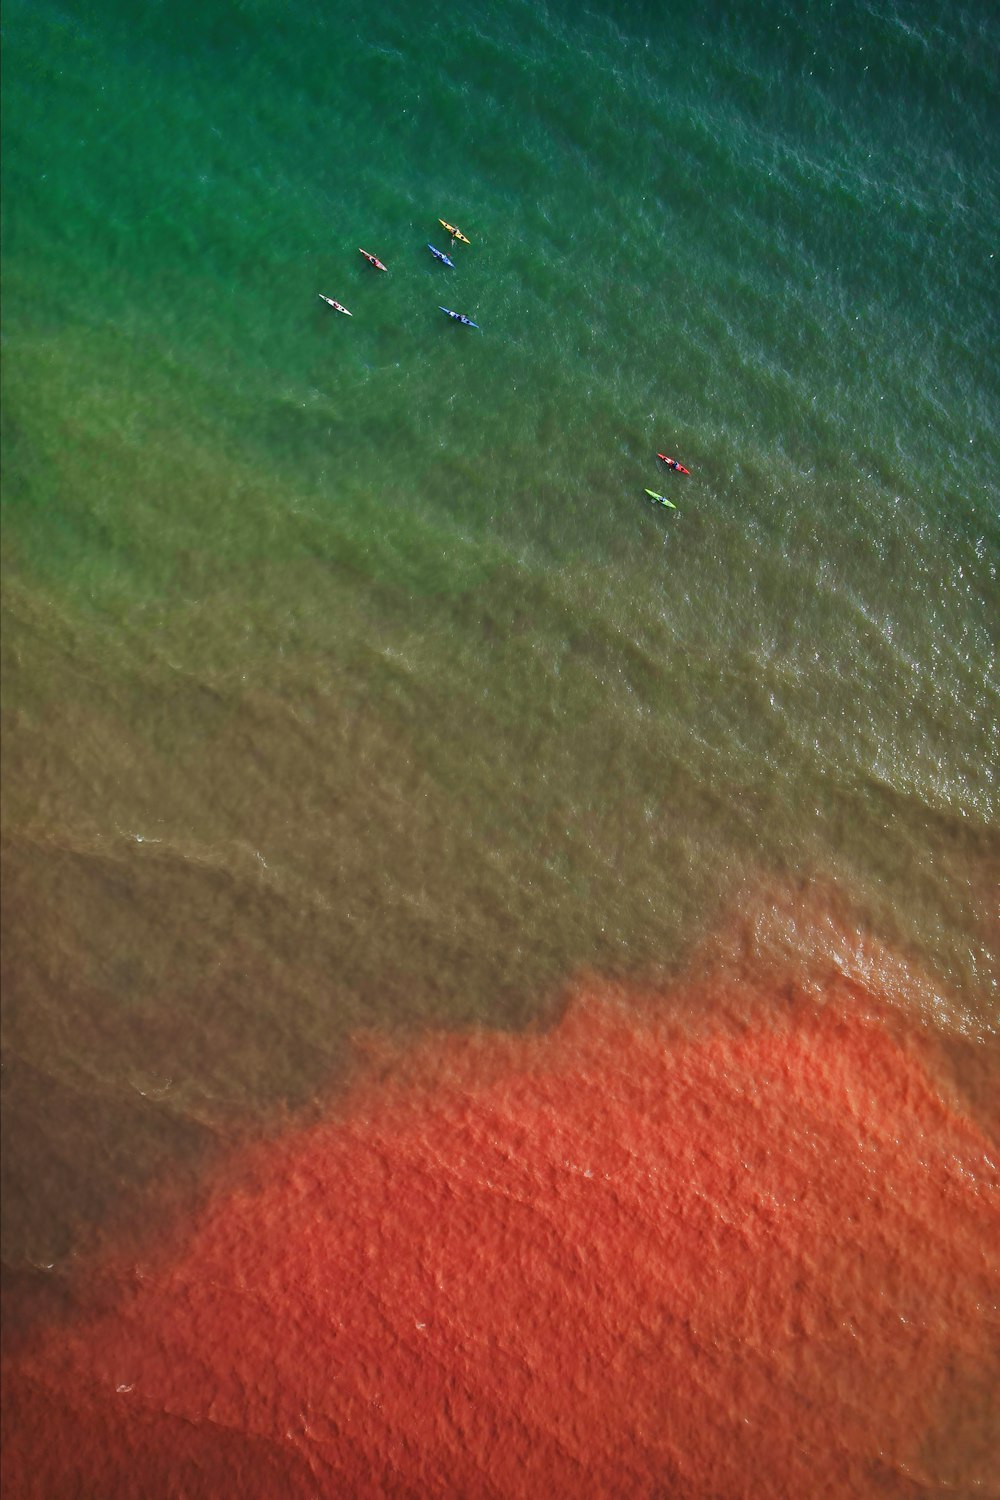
left=2, top=0, right=998, bottom=1263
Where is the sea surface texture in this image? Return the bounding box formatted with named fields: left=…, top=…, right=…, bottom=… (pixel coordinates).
left=2, top=0, right=998, bottom=1495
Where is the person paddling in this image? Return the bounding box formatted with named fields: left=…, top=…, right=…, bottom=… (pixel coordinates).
left=657, top=453, right=691, bottom=475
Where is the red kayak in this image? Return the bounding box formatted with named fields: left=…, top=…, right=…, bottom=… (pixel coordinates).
left=359, top=248, right=387, bottom=271
left=657, top=453, right=690, bottom=475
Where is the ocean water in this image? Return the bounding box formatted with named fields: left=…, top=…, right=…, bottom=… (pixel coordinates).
left=2, top=0, right=999, bottom=1492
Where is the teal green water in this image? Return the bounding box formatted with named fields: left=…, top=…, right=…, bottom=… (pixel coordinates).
left=2, top=0, right=998, bottom=1256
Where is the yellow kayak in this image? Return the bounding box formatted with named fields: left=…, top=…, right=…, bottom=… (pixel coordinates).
left=439, top=219, right=471, bottom=245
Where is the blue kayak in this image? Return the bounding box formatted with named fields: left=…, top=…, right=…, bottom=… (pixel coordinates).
left=440, top=306, right=479, bottom=328
left=427, top=243, right=455, bottom=268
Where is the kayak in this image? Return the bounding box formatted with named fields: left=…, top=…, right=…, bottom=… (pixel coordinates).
left=359, top=248, right=388, bottom=271
left=427, top=243, right=456, bottom=267
left=318, top=294, right=352, bottom=316
left=439, top=306, right=479, bottom=328
left=657, top=453, right=691, bottom=475
left=644, top=488, right=677, bottom=511
left=439, top=219, right=471, bottom=245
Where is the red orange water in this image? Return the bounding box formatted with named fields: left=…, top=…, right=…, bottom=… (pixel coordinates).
left=3, top=980, right=997, bottom=1498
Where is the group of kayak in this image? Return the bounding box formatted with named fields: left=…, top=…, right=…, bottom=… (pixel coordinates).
left=319, top=220, right=479, bottom=328
left=320, top=219, right=692, bottom=506
left=645, top=454, right=691, bottom=509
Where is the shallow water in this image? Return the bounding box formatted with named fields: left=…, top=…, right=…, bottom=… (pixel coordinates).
left=2, top=0, right=998, bottom=1490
